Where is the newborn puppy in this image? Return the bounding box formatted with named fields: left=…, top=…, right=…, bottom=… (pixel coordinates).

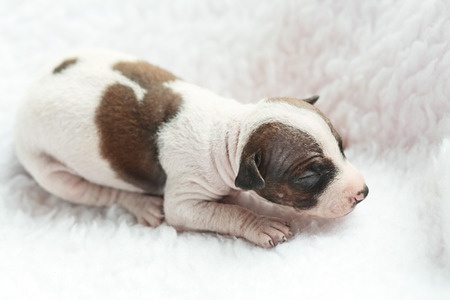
left=15, top=49, right=368, bottom=248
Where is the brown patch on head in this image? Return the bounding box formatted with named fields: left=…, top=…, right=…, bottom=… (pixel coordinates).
left=95, top=61, right=181, bottom=193
left=235, top=122, right=338, bottom=210
left=269, top=97, right=346, bottom=155
left=53, top=58, right=78, bottom=74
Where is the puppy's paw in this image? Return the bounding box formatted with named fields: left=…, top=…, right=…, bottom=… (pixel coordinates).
left=121, top=195, right=164, bottom=227
left=244, top=216, right=292, bottom=248
left=136, top=196, right=164, bottom=227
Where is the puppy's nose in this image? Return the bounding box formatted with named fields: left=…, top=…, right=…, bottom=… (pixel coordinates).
left=355, top=185, right=369, bottom=202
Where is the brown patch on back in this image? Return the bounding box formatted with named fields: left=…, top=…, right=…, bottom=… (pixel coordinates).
left=269, top=97, right=346, bottom=153
left=53, top=58, right=78, bottom=74
left=96, top=61, right=181, bottom=193
left=113, top=61, right=178, bottom=86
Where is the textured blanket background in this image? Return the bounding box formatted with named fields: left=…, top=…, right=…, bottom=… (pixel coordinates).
left=1, top=0, right=449, bottom=299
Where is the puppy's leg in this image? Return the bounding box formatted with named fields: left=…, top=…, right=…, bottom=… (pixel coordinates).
left=26, top=154, right=164, bottom=226
left=165, top=189, right=292, bottom=248
left=223, top=190, right=307, bottom=234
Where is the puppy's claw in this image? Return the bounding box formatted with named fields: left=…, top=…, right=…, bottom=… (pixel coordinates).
left=244, top=216, right=292, bottom=248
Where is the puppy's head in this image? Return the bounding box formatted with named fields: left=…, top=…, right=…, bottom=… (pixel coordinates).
left=235, top=96, right=368, bottom=218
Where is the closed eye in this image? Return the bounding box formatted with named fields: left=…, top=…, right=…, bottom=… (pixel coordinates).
left=293, top=171, right=321, bottom=188
left=296, top=170, right=317, bottom=180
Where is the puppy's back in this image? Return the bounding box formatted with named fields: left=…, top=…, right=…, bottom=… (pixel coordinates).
left=15, top=50, right=180, bottom=194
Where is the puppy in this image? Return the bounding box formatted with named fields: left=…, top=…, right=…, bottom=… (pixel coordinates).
left=15, top=49, right=368, bottom=248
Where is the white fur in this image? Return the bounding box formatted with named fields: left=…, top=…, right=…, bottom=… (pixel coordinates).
left=1, top=0, right=449, bottom=298
left=15, top=50, right=146, bottom=193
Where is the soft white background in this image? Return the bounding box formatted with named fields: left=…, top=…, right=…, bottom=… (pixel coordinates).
left=1, top=0, right=449, bottom=299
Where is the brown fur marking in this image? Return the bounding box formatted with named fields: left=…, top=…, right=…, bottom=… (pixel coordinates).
left=114, top=61, right=178, bottom=85
left=96, top=61, right=181, bottom=193
left=53, top=58, right=78, bottom=74
left=238, top=122, right=337, bottom=209
left=269, top=97, right=345, bottom=152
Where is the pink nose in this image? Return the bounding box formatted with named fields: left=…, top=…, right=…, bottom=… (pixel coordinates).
left=354, top=185, right=369, bottom=202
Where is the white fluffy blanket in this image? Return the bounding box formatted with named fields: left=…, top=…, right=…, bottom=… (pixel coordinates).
left=1, top=1, right=449, bottom=299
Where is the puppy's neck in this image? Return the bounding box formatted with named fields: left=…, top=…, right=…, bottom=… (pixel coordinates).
left=163, top=79, right=254, bottom=190
left=209, top=107, right=252, bottom=190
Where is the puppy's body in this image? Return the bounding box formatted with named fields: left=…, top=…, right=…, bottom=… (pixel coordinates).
left=15, top=49, right=368, bottom=247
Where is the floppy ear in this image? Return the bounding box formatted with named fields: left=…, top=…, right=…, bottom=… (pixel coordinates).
left=235, top=152, right=265, bottom=190
left=302, top=95, right=319, bottom=105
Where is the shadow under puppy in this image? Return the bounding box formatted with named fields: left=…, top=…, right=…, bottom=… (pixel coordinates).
left=15, top=49, right=368, bottom=248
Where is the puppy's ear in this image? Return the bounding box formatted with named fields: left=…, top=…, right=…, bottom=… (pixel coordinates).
left=235, top=151, right=265, bottom=190
left=302, top=95, right=319, bottom=105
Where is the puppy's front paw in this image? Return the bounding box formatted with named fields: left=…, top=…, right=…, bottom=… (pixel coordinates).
left=244, top=216, right=293, bottom=248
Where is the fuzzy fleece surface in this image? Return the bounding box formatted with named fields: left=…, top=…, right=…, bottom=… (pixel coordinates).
left=1, top=1, right=449, bottom=299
